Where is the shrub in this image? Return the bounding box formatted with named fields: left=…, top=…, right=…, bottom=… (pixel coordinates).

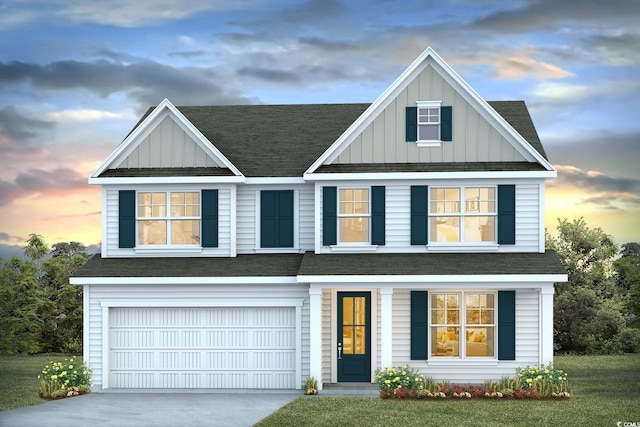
left=38, top=357, right=91, bottom=398
left=303, top=376, right=318, bottom=395
left=375, top=364, right=423, bottom=398
left=516, top=362, right=570, bottom=397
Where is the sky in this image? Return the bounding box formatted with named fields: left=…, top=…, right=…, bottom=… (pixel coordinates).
left=0, top=0, right=639, bottom=259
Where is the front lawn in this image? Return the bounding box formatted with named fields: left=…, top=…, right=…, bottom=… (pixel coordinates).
left=256, top=354, right=640, bottom=427
left=0, top=353, right=79, bottom=412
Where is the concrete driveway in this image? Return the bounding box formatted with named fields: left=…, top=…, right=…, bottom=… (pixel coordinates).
left=0, top=392, right=300, bottom=427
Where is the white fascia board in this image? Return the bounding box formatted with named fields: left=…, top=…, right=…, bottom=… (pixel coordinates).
left=297, top=274, right=567, bottom=284
left=244, top=177, right=306, bottom=185
left=69, top=276, right=299, bottom=286
left=304, top=170, right=557, bottom=181
left=91, top=98, right=244, bottom=178
left=88, top=176, right=245, bottom=185
left=99, top=298, right=304, bottom=308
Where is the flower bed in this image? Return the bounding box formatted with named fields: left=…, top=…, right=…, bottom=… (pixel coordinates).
left=38, top=357, right=92, bottom=399
left=376, top=363, right=570, bottom=400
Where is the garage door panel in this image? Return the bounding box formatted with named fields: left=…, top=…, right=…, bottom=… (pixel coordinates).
left=109, top=307, right=296, bottom=389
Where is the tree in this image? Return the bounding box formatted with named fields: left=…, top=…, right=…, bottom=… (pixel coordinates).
left=0, top=256, right=44, bottom=354
left=546, top=218, right=629, bottom=354
left=38, top=242, right=89, bottom=353
left=0, top=235, right=89, bottom=355
left=615, top=243, right=640, bottom=327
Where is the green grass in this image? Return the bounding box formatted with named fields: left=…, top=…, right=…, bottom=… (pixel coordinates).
left=256, top=354, right=640, bottom=427
left=0, top=353, right=78, bottom=412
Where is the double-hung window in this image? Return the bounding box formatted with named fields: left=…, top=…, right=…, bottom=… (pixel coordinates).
left=338, top=188, right=370, bottom=243
left=429, top=187, right=496, bottom=243
left=431, top=292, right=495, bottom=358
left=417, top=101, right=441, bottom=142
left=137, top=191, right=200, bottom=245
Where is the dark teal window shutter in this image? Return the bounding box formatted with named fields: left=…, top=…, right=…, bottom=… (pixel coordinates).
left=411, top=291, right=429, bottom=360
left=440, top=106, right=452, bottom=141
left=201, top=189, right=219, bottom=248
left=498, top=185, right=516, bottom=245
left=261, top=190, right=294, bottom=248
left=406, top=106, right=417, bottom=142
left=410, top=186, right=428, bottom=245
left=322, top=187, right=337, bottom=246
left=118, top=190, right=136, bottom=248
left=498, top=290, right=516, bottom=360
left=371, top=186, right=385, bottom=245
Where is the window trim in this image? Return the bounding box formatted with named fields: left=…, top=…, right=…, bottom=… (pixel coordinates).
left=136, top=190, right=202, bottom=248
left=416, top=101, right=443, bottom=147
left=337, top=187, right=371, bottom=245
left=429, top=291, right=497, bottom=360
left=428, top=185, right=497, bottom=246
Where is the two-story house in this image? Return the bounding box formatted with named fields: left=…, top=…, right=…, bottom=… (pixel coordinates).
left=71, top=47, right=567, bottom=391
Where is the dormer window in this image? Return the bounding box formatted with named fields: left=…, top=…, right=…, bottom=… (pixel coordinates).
left=406, top=103, right=452, bottom=146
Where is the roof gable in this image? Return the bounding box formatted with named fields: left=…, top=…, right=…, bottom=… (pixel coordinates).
left=91, top=99, right=242, bottom=182
left=305, top=47, right=554, bottom=176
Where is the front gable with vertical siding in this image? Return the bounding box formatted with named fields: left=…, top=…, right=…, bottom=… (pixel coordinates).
left=305, top=47, right=554, bottom=178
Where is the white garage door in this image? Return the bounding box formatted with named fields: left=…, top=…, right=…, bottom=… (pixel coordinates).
left=109, top=307, right=296, bottom=389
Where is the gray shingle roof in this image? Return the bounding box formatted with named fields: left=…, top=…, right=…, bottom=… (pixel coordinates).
left=102, top=100, right=547, bottom=178
left=99, top=167, right=235, bottom=177
left=74, top=251, right=565, bottom=279
left=298, top=251, right=566, bottom=276
left=315, top=161, right=547, bottom=174
left=74, top=254, right=304, bottom=278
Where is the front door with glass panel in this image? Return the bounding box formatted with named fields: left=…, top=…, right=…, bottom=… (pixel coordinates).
left=337, top=292, right=371, bottom=382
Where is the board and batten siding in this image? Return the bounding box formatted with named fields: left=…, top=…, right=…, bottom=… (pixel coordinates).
left=84, top=283, right=310, bottom=390
left=333, top=65, right=526, bottom=165
left=236, top=184, right=315, bottom=253
left=318, top=182, right=541, bottom=253
left=103, top=186, right=233, bottom=257
left=116, top=115, right=222, bottom=169
left=391, top=288, right=540, bottom=382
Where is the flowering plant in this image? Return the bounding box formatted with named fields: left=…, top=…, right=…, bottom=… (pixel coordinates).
left=375, top=364, right=423, bottom=398
left=516, top=362, right=570, bottom=398
left=38, top=357, right=92, bottom=398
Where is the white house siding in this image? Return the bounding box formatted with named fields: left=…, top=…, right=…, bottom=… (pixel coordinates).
left=334, top=65, right=527, bottom=165
left=236, top=187, right=257, bottom=251
left=103, top=185, right=233, bottom=258
left=236, top=184, right=315, bottom=254
left=116, top=115, right=221, bottom=169
left=318, top=181, right=541, bottom=254
left=84, top=283, right=310, bottom=390
left=391, top=288, right=540, bottom=383
left=320, top=289, right=332, bottom=385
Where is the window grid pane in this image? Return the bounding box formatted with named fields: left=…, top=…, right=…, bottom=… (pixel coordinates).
left=338, top=188, right=370, bottom=243
left=136, top=191, right=201, bottom=246
left=431, top=292, right=496, bottom=358
left=428, top=186, right=496, bottom=243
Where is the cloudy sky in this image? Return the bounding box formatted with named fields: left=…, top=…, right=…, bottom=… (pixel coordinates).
left=0, top=0, right=638, bottom=258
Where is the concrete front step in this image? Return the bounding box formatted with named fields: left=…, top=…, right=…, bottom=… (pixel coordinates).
left=320, top=383, right=379, bottom=396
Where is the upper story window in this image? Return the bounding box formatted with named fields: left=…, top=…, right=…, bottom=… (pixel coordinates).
left=429, top=187, right=496, bottom=243
left=137, top=191, right=200, bottom=245
left=338, top=188, right=370, bottom=243
left=431, top=292, right=495, bottom=358
left=417, top=101, right=441, bottom=141
left=406, top=103, right=452, bottom=145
